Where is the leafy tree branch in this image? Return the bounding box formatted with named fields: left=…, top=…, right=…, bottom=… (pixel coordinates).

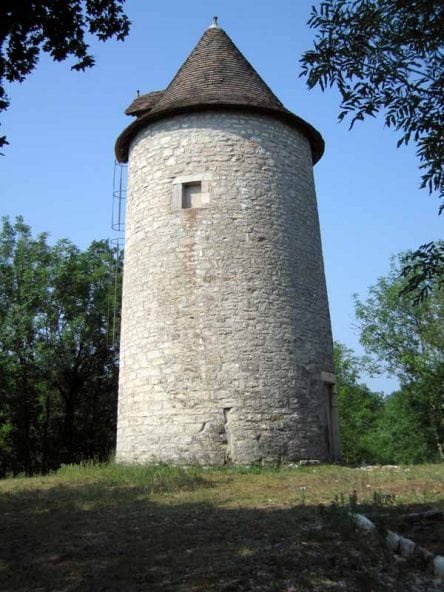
left=0, top=0, right=130, bottom=150
left=301, top=0, right=444, bottom=206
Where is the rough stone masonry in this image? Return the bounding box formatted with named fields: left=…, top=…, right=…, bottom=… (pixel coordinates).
left=114, top=21, right=340, bottom=465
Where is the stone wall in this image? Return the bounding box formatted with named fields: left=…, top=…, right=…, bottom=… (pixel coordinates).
left=116, top=111, right=336, bottom=465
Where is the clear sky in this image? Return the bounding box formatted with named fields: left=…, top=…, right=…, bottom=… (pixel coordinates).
left=1, top=0, right=441, bottom=393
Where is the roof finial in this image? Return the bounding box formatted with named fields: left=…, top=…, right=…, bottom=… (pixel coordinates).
left=208, top=16, right=220, bottom=29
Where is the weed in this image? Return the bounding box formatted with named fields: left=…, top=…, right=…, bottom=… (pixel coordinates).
left=372, top=490, right=397, bottom=508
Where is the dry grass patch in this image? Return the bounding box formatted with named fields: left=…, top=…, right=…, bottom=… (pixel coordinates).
left=160, top=464, right=444, bottom=509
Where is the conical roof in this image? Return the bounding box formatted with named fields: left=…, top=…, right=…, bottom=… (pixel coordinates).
left=115, top=22, right=324, bottom=163
left=149, top=23, right=285, bottom=114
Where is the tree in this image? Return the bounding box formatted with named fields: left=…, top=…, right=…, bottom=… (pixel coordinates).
left=333, top=340, right=440, bottom=464
left=301, top=1, right=444, bottom=299
left=0, top=0, right=130, bottom=150
left=368, top=387, right=439, bottom=464
left=400, top=241, right=444, bottom=302
left=301, top=0, right=443, bottom=207
left=0, top=217, right=52, bottom=474
left=334, top=342, right=383, bottom=465
left=0, top=217, right=122, bottom=475
left=354, top=252, right=444, bottom=458
left=39, top=238, right=122, bottom=467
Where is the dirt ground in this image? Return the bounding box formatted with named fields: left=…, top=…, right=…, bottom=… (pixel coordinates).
left=1, top=479, right=442, bottom=591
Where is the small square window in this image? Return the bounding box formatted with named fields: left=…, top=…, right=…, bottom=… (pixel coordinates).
left=182, top=182, right=202, bottom=209
left=171, top=174, right=211, bottom=210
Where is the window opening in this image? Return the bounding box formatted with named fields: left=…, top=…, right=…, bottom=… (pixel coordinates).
left=182, top=181, right=202, bottom=209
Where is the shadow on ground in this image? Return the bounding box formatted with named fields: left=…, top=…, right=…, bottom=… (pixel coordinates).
left=0, top=483, right=440, bottom=592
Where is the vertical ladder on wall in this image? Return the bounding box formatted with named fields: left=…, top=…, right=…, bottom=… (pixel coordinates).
left=112, top=161, right=127, bottom=232
left=108, top=162, right=127, bottom=347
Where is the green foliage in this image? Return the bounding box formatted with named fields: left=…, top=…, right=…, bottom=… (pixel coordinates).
left=301, top=0, right=444, bottom=207
left=354, top=254, right=444, bottom=381
left=0, top=0, right=130, bottom=149
left=334, top=342, right=383, bottom=465
left=354, top=252, right=443, bottom=460
left=335, top=248, right=443, bottom=465
left=302, top=2, right=443, bottom=297
left=369, top=387, right=440, bottom=465
left=400, top=241, right=444, bottom=302
left=334, top=339, right=442, bottom=465
left=0, top=216, right=122, bottom=476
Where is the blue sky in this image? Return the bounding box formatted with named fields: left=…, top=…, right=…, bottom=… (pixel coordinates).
left=1, top=0, right=441, bottom=393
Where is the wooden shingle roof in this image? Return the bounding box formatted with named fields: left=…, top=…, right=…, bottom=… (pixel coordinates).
left=125, top=90, right=165, bottom=116
left=115, top=24, right=324, bottom=163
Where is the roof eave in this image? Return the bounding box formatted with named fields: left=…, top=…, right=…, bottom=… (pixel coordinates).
left=115, top=104, right=324, bottom=164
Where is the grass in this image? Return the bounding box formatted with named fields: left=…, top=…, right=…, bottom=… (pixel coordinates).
left=0, top=463, right=443, bottom=591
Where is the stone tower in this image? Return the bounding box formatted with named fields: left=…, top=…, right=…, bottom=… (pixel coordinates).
left=115, top=20, right=340, bottom=465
